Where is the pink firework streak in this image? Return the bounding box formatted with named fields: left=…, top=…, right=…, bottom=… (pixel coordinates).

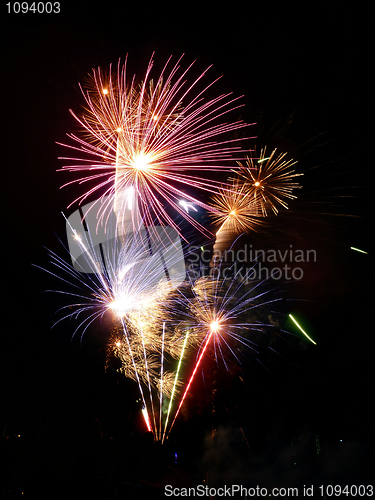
left=58, top=54, right=255, bottom=237
left=167, top=325, right=215, bottom=436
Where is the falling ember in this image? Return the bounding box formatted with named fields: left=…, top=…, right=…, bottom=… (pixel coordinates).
left=350, top=246, right=368, bottom=254
left=257, top=156, right=270, bottom=163
left=289, top=314, right=316, bottom=345
left=142, top=407, right=153, bottom=433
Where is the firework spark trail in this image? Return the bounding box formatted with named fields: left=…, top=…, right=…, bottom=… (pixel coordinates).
left=162, top=331, right=190, bottom=443
left=350, top=246, right=368, bottom=254
left=161, top=257, right=286, bottom=435
left=142, top=407, right=152, bottom=433
left=137, top=312, right=158, bottom=435
left=119, top=316, right=148, bottom=411
left=289, top=314, right=316, bottom=345
left=158, top=321, right=165, bottom=441
left=33, top=243, right=115, bottom=343
left=167, top=327, right=215, bottom=438
left=58, top=54, right=255, bottom=238
left=40, top=219, right=289, bottom=440
left=38, top=205, right=191, bottom=430
left=63, top=210, right=111, bottom=293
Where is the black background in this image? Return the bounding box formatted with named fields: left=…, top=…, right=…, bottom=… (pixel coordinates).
left=1, top=1, right=373, bottom=497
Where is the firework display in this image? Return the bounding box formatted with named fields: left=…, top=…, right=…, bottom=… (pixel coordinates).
left=42, top=54, right=308, bottom=440
left=58, top=54, right=254, bottom=238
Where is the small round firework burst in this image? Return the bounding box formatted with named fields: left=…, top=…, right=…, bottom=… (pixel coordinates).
left=208, top=179, right=265, bottom=235
left=236, top=147, right=303, bottom=216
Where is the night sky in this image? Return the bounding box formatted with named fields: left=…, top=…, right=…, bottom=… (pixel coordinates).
left=1, top=2, right=373, bottom=497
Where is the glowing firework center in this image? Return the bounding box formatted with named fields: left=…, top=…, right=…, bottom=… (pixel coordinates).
left=65, top=192, right=186, bottom=314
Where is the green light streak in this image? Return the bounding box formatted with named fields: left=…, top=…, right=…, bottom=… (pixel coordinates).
left=257, top=157, right=271, bottom=163
left=350, top=247, right=368, bottom=254
left=162, top=331, right=189, bottom=443
left=289, top=314, right=316, bottom=345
